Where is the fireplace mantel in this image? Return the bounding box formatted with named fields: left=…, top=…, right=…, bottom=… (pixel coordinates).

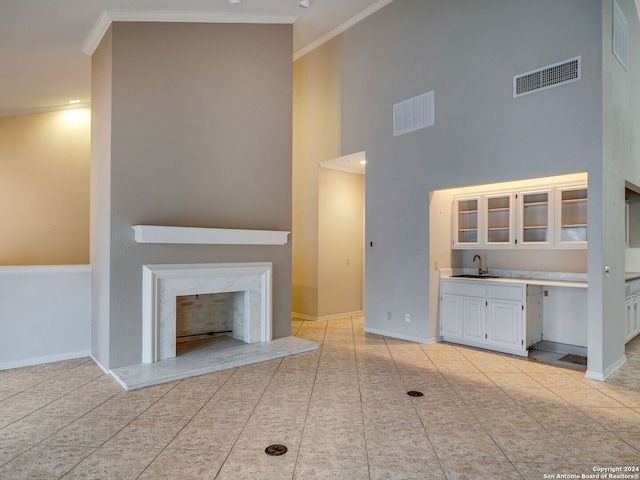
left=132, top=225, right=290, bottom=245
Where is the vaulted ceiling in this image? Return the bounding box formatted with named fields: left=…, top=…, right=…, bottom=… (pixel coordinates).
left=0, top=0, right=391, bottom=117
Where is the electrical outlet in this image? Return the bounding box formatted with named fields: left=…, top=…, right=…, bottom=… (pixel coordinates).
left=346, top=258, right=350, bottom=265
left=405, top=313, right=411, bottom=323
left=387, top=312, right=392, bottom=321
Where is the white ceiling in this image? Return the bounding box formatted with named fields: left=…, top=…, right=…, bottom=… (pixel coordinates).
left=0, top=0, right=391, bottom=118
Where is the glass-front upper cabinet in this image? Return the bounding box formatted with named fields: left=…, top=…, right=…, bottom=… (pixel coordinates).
left=484, top=193, right=514, bottom=247
left=517, top=189, right=553, bottom=247
left=453, top=196, right=480, bottom=248
left=555, top=184, right=587, bottom=248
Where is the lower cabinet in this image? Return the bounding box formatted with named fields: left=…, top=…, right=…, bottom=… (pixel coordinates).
left=439, top=279, right=542, bottom=356
left=463, top=296, right=486, bottom=342
left=440, top=294, right=463, bottom=337
left=486, top=299, right=522, bottom=350
left=625, top=279, right=640, bottom=342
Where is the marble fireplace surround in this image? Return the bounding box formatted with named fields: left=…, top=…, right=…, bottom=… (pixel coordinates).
left=142, top=262, right=272, bottom=364
left=109, top=227, right=318, bottom=391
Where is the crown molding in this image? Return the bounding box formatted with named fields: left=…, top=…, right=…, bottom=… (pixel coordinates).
left=82, top=11, right=112, bottom=56
left=293, top=0, right=395, bottom=60
left=82, top=9, right=299, bottom=56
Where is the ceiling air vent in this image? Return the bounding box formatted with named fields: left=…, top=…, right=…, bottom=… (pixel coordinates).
left=613, top=0, right=629, bottom=71
left=393, top=90, right=434, bottom=136
left=513, top=56, right=581, bottom=98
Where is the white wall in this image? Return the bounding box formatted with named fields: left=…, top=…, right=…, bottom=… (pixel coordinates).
left=0, top=266, right=91, bottom=370
left=317, top=167, right=365, bottom=319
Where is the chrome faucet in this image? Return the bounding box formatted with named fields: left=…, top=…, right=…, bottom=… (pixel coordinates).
left=473, top=254, right=489, bottom=276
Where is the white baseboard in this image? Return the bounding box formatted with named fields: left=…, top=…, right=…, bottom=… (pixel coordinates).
left=0, top=350, right=91, bottom=371
left=363, top=327, right=435, bottom=345
left=89, top=354, right=111, bottom=375
left=586, top=353, right=628, bottom=381
left=292, top=311, right=364, bottom=322
left=89, top=355, right=129, bottom=390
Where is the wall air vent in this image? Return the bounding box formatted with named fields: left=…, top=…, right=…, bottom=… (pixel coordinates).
left=393, top=90, right=434, bottom=136
left=613, top=0, right=629, bottom=71
left=513, top=56, right=581, bottom=98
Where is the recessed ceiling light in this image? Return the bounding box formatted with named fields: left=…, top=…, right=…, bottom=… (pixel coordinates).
left=228, top=0, right=242, bottom=3
left=299, top=0, right=311, bottom=8
left=68, top=99, right=81, bottom=104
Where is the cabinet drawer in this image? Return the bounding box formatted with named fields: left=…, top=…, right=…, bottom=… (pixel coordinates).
left=487, top=284, right=524, bottom=302
left=441, top=280, right=486, bottom=297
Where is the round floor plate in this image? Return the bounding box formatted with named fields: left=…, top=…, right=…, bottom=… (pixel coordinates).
left=265, top=444, right=288, bottom=456
left=407, top=390, right=424, bottom=397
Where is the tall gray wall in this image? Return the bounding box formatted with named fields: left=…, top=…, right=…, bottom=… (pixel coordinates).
left=599, top=0, right=640, bottom=375
left=92, top=22, right=293, bottom=369
left=295, top=0, right=604, bottom=355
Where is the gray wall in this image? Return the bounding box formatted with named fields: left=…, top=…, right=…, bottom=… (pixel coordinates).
left=91, top=27, right=113, bottom=367
left=351, top=0, right=601, bottom=341
left=599, top=0, right=640, bottom=375
left=296, top=0, right=604, bottom=350
left=92, top=22, right=293, bottom=369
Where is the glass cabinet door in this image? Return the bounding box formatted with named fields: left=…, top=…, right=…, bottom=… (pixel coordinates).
left=454, top=197, right=479, bottom=247
left=484, top=193, right=513, bottom=246
left=556, top=185, right=587, bottom=247
left=519, top=189, right=553, bottom=247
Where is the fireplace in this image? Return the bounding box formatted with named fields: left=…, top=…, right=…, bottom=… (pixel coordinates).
left=141, top=262, right=272, bottom=364
left=176, top=292, right=239, bottom=344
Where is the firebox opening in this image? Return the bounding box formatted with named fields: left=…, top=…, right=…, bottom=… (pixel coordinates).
left=175, top=291, right=247, bottom=356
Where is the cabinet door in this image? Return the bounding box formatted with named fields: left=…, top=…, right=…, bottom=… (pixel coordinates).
left=486, top=299, right=523, bottom=350
left=453, top=196, right=480, bottom=249
left=440, top=294, right=463, bottom=338
left=633, top=295, right=640, bottom=340
left=462, top=296, right=486, bottom=342
left=625, top=297, right=634, bottom=342
left=518, top=189, right=553, bottom=247
left=556, top=184, right=587, bottom=248
left=484, top=193, right=514, bottom=247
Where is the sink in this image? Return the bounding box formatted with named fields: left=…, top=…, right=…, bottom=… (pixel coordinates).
left=450, top=274, right=501, bottom=279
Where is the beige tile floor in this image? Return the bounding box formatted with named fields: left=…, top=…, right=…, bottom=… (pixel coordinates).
left=0, top=316, right=639, bottom=479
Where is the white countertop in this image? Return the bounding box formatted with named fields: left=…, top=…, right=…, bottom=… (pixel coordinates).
left=626, top=272, right=640, bottom=282
left=441, top=268, right=587, bottom=289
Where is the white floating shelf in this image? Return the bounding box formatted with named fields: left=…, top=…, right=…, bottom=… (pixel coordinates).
left=132, top=225, right=290, bottom=245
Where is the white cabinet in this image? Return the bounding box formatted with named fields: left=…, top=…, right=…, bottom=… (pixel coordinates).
left=484, top=193, right=515, bottom=247
left=517, top=188, right=554, bottom=247
left=440, top=294, right=463, bottom=337
left=463, top=296, right=486, bottom=342
left=453, top=193, right=515, bottom=249
left=452, top=182, right=587, bottom=250
left=625, top=279, right=640, bottom=343
left=555, top=184, right=587, bottom=249
left=486, top=299, right=522, bottom=350
left=453, top=196, right=480, bottom=248
left=439, top=279, right=543, bottom=356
